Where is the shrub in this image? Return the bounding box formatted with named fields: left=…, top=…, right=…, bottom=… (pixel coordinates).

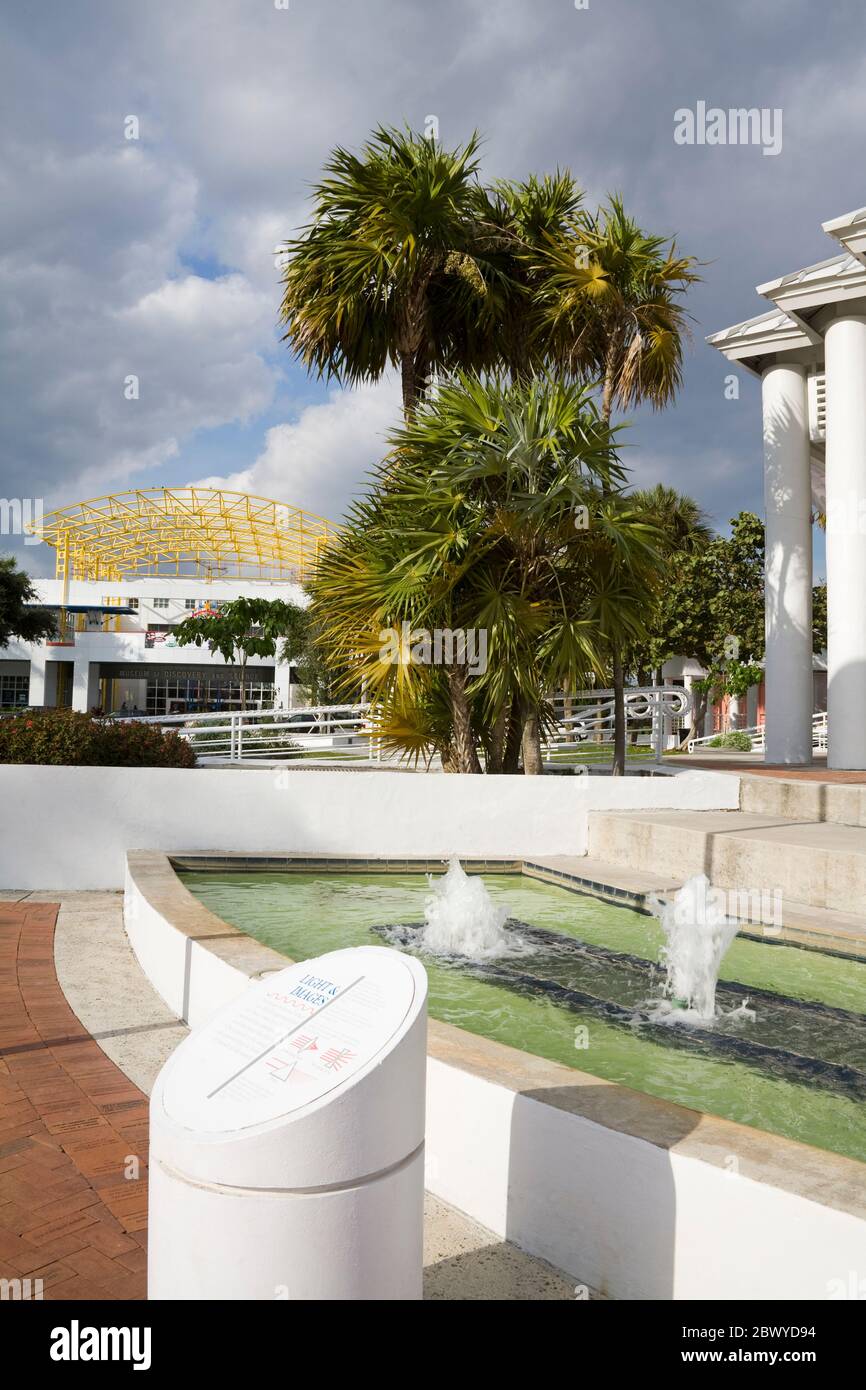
left=707, top=730, right=753, bottom=752
left=0, top=709, right=197, bottom=768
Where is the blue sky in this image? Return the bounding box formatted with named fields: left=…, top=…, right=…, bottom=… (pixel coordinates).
left=3, top=0, right=863, bottom=576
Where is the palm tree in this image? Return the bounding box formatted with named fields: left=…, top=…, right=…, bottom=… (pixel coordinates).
left=631, top=485, right=711, bottom=548
left=474, top=172, right=585, bottom=382
left=279, top=126, right=502, bottom=419
left=308, top=375, right=665, bottom=774
left=538, top=197, right=700, bottom=773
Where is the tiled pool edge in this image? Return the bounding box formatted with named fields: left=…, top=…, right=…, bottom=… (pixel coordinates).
left=124, top=850, right=866, bottom=1300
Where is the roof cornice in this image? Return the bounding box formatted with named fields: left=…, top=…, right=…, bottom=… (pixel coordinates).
left=705, top=309, right=811, bottom=369
left=822, top=206, right=866, bottom=267
left=757, top=252, right=866, bottom=314
left=709, top=203, right=866, bottom=365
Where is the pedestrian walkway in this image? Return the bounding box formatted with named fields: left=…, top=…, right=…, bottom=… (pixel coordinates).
left=0, top=902, right=148, bottom=1300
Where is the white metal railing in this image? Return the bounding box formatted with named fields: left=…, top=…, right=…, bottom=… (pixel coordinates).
left=545, top=687, right=692, bottom=763
left=687, top=710, right=827, bottom=755
left=115, top=687, right=692, bottom=766
left=115, top=703, right=378, bottom=763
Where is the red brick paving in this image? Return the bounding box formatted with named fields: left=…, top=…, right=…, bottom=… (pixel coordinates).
left=0, top=902, right=147, bottom=1300
left=682, top=759, right=866, bottom=782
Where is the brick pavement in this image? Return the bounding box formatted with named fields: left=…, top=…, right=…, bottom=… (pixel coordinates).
left=0, top=902, right=148, bottom=1300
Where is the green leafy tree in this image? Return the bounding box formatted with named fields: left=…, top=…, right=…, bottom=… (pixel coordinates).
left=174, top=598, right=306, bottom=710
left=812, top=581, right=827, bottom=653
left=0, top=555, right=55, bottom=650
left=643, top=512, right=825, bottom=741
left=278, top=609, right=355, bottom=706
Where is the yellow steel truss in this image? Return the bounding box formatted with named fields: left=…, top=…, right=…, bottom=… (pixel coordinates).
left=28, top=488, right=337, bottom=584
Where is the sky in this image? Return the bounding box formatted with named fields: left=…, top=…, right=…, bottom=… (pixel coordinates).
left=3, top=0, right=865, bottom=578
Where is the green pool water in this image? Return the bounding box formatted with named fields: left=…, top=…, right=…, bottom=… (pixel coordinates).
left=178, top=869, right=866, bottom=1163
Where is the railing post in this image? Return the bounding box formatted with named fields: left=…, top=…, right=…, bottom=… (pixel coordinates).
left=653, top=690, right=665, bottom=763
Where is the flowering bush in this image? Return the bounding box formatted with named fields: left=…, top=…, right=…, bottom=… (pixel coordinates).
left=0, top=709, right=197, bottom=768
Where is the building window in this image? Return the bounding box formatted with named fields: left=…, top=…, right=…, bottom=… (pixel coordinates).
left=128, top=597, right=139, bottom=610
left=144, top=674, right=274, bottom=715
left=0, top=674, right=30, bottom=708
left=184, top=599, right=196, bottom=609
left=152, top=598, right=170, bottom=610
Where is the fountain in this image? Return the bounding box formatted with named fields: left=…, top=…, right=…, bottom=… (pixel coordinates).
left=181, top=861, right=866, bottom=1155
left=419, top=856, right=519, bottom=960
left=650, top=874, right=743, bottom=1021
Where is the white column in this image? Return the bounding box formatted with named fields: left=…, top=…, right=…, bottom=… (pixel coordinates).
left=27, top=649, right=47, bottom=708
left=761, top=362, right=813, bottom=764
left=825, top=313, right=866, bottom=769
left=273, top=657, right=293, bottom=710
left=71, top=656, right=100, bottom=712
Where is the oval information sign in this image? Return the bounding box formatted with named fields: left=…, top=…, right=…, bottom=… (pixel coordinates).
left=162, top=947, right=419, bottom=1134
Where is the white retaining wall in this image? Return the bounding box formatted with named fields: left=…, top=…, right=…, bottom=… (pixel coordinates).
left=425, top=1057, right=866, bottom=1300
left=0, top=765, right=739, bottom=890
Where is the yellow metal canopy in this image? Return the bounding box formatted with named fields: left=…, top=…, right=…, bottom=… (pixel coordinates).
left=30, top=488, right=337, bottom=585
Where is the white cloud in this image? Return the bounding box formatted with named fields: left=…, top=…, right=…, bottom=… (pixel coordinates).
left=194, top=376, right=401, bottom=521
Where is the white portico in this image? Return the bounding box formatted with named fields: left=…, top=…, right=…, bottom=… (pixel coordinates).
left=708, top=205, right=866, bottom=770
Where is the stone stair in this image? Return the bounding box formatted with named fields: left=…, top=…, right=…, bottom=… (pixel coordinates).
left=586, top=808, right=866, bottom=949
left=738, top=773, right=866, bottom=828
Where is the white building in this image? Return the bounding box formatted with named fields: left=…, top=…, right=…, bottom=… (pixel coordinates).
left=708, top=203, right=866, bottom=769
left=1, top=488, right=333, bottom=715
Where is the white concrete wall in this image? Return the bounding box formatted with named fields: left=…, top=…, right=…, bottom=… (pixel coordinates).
left=0, top=765, right=739, bottom=890
left=123, top=858, right=866, bottom=1301
left=425, top=1056, right=866, bottom=1300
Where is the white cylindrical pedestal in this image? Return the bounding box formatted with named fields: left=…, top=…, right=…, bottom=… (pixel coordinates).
left=761, top=362, right=813, bottom=764
left=148, top=945, right=428, bottom=1300
left=825, top=314, right=866, bottom=769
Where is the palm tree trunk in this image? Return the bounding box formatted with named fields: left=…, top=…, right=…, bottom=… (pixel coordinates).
left=486, top=703, right=508, bottom=774
left=446, top=666, right=481, bottom=773
left=563, top=687, right=574, bottom=743
left=401, top=354, right=419, bottom=420
left=680, top=686, right=707, bottom=750
left=440, top=744, right=458, bottom=773
left=611, top=651, right=626, bottom=776
left=601, top=360, right=626, bottom=777
left=521, top=708, right=544, bottom=775
left=502, top=698, right=523, bottom=773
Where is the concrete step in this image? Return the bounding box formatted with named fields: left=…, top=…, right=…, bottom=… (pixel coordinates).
left=523, top=854, right=682, bottom=907
left=587, top=810, right=866, bottom=918
left=739, top=773, right=866, bottom=828
left=529, top=849, right=866, bottom=956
